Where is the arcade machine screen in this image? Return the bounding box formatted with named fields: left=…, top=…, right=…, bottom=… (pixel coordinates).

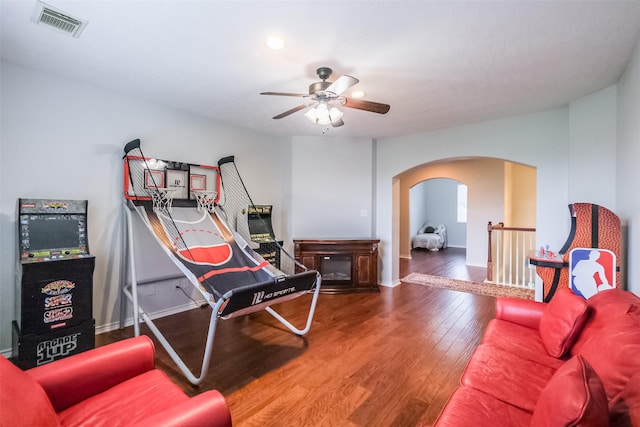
left=19, top=199, right=89, bottom=261
left=248, top=205, right=276, bottom=243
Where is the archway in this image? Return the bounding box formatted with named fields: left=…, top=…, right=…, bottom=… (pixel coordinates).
left=395, top=157, right=536, bottom=277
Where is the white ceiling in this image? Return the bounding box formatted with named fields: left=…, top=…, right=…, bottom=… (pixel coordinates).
left=2, top=1, right=640, bottom=139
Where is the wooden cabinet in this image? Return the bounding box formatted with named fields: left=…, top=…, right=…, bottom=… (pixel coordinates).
left=294, top=239, right=380, bottom=294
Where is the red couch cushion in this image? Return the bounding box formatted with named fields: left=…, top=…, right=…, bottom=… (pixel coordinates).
left=57, top=369, right=190, bottom=426
left=571, top=289, right=639, bottom=356
left=461, top=344, right=557, bottom=412
left=539, top=287, right=589, bottom=358
left=482, top=319, right=564, bottom=369
left=609, top=370, right=640, bottom=426
left=433, top=385, right=532, bottom=427
left=531, top=355, right=609, bottom=427
left=0, top=356, right=60, bottom=427
left=576, top=305, right=640, bottom=401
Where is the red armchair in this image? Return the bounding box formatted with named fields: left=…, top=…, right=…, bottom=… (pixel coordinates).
left=0, top=336, right=232, bottom=427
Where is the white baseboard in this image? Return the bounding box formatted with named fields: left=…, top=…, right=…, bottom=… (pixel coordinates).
left=96, top=301, right=204, bottom=334
left=379, top=279, right=401, bottom=288
left=466, top=262, right=486, bottom=268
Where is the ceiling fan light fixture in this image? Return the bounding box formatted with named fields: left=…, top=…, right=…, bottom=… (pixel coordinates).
left=329, top=106, right=343, bottom=122
left=305, top=103, right=343, bottom=126
left=315, top=103, right=330, bottom=125
left=304, top=107, right=318, bottom=123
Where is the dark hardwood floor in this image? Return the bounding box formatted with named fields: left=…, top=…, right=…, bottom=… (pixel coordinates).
left=97, top=248, right=494, bottom=426
left=401, top=247, right=487, bottom=283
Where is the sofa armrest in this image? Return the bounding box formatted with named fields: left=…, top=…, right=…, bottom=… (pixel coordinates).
left=495, top=297, right=546, bottom=330
left=27, top=336, right=156, bottom=412
left=137, top=390, right=232, bottom=427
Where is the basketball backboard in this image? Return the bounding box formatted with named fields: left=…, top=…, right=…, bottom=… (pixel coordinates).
left=124, top=155, right=220, bottom=203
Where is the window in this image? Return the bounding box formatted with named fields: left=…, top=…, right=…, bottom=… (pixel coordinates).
left=457, top=183, right=467, bottom=223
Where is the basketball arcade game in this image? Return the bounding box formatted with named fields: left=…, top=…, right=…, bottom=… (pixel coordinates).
left=529, top=203, right=621, bottom=302
left=121, top=139, right=320, bottom=385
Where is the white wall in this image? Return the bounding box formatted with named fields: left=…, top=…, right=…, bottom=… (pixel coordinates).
left=377, top=110, right=571, bottom=286
left=0, top=62, right=290, bottom=352
left=411, top=179, right=467, bottom=248
left=504, top=162, right=537, bottom=228
left=291, top=136, right=374, bottom=239
left=425, top=179, right=466, bottom=248
left=409, top=178, right=467, bottom=248
left=409, top=183, right=427, bottom=245
left=569, top=86, right=618, bottom=209
left=617, top=39, right=640, bottom=295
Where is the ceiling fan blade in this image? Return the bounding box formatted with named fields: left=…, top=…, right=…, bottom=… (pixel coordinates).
left=343, top=97, right=391, bottom=114
left=325, top=75, right=359, bottom=95
left=261, top=92, right=307, bottom=97
left=272, top=104, right=309, bottom=119
left=331, top=118, right=345, bottom=128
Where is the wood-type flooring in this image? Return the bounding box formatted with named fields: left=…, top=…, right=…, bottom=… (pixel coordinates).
left=97, top=248, right=493, bottom=426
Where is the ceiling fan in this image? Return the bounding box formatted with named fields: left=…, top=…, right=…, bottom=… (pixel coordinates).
left=260, top=67, right=390, bottom=128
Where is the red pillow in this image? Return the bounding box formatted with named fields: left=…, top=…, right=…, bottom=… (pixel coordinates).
left=531, top=355, right=609, bottom=427
left=539, top=287, right=589, bottom=358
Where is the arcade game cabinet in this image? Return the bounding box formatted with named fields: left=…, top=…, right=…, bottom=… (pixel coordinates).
left=248, top=205, right=282, bottom=269
left=530, top=202, right=621, bottom=302
left=12, top=199, right=95, bottom=369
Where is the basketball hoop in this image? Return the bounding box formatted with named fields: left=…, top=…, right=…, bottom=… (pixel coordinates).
left=193, top=190, right=218, bottom=213
left=151, top=188, right=176, bottom=214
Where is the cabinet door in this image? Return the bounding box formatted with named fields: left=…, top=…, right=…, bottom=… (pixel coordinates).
left=301, top=255, right=316, bottom=271
left=355, top=254, right=371, bottom=286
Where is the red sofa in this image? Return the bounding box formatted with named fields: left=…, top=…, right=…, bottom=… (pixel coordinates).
left=0, top=336, right=232, bottom=427
left=432, top=288, right=640, bottom=426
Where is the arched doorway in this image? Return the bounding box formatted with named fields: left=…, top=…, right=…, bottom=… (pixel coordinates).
left=396, top=157, right=536, bottom=280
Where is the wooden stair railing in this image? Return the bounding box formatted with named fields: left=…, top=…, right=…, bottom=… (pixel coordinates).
left=487, top=221, right=536, bottom=287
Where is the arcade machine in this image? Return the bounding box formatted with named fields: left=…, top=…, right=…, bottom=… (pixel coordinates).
left=12, top=199, right=95, bottom=369
left=529, top=202, right=621, bottom=302
left=248, top=205, right=282, bottom=269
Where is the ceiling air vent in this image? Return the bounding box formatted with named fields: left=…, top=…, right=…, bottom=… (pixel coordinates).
left=31, top=1, right=88, bottom=38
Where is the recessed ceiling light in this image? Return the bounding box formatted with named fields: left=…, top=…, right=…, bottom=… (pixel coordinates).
left=351, top=90, right=365, bottom=99
left=266, top=36, right=284, bottom=50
